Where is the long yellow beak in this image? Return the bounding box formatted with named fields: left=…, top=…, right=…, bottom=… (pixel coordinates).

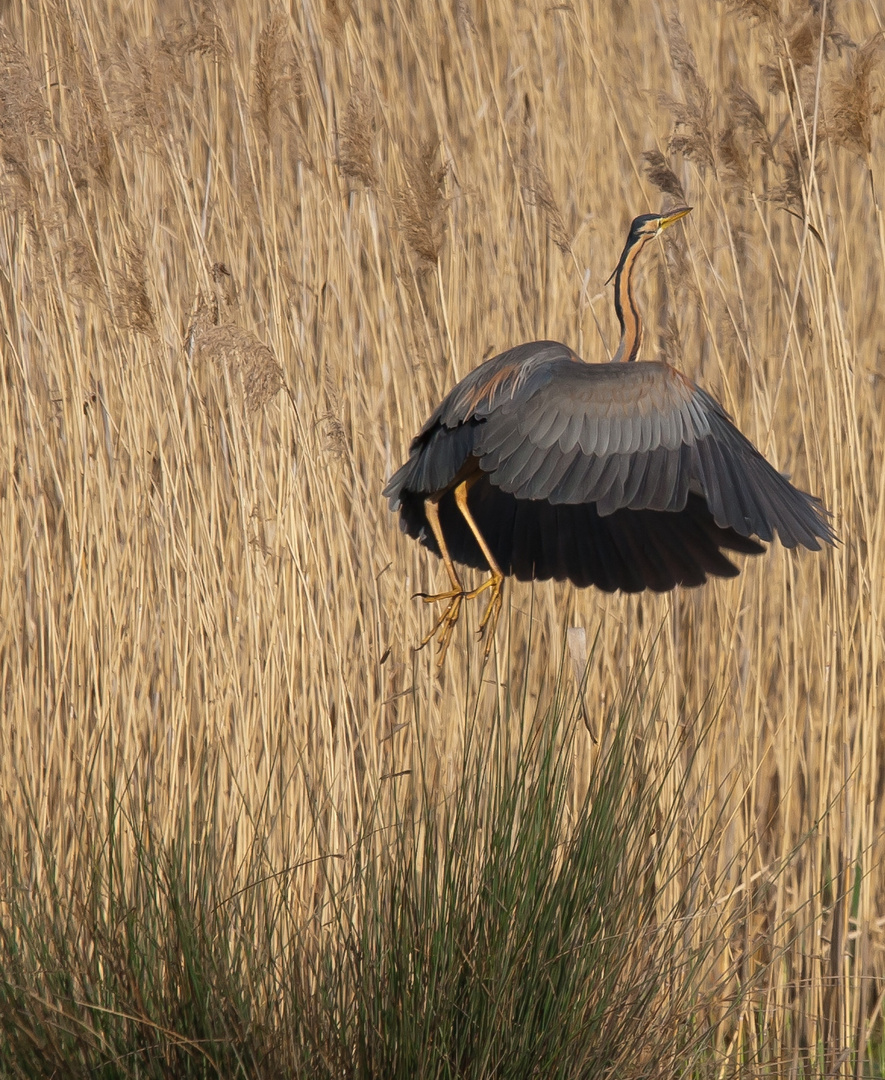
left=659, top=206, right=692, bottom=230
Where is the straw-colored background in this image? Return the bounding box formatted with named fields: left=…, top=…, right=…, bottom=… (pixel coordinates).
left=1, top=0, right=883, bottom=1062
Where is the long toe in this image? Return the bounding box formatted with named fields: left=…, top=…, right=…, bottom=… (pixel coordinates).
left=418, top=595, right=460, bottom=650
left=415, top=592, right=465, bottom=665
left=478, top=579, right=504, bottom=655
left=435, top=595, right=465, bottom=667
left=417, top=587, right=463, bottom=604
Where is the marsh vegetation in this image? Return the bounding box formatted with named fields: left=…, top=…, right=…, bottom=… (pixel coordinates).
left=0, top=0, right=883, bottom=1074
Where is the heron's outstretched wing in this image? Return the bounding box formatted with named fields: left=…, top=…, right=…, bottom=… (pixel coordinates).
left=475, top=358, right=834, bottom=549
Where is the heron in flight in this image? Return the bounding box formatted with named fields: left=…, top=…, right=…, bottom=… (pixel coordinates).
left=384, top=207, right=834, bottom=664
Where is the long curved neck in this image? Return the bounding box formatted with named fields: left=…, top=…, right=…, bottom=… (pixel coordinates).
left=611, top=235, right=649, bottom=362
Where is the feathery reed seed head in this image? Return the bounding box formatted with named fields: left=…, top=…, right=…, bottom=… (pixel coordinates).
left=193, top=326, right=284, bottom=414
left=642, top=151, right=687, bottom=202
left=395, top=139, right=449, bottom=264
left=827, top=35, right=884, bottom=157
left=337, top=82, right=377, bottom=187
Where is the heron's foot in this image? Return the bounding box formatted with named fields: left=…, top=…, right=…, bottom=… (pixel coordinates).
left=465, top=574, right=504, bottom=657
left=414, top=575, right=504, bottom=666
left=415, top=588, right=465, bottom=666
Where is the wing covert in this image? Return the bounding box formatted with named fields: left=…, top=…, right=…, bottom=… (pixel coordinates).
left=383, top=340, right=580, bottom=508
left=476, top=360, right=702, bottom=511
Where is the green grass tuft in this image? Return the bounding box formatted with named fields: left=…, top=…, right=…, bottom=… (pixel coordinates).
left=0, top=662, right=737, bottom=1078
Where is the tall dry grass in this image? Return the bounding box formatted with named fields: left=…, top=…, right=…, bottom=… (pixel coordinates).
left=0, top=0, right=883, bottom=1072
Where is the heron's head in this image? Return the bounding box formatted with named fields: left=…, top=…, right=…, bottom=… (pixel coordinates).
left=607, top=206, right=692, bottom=285
left=627, top=206, right=692, bottom=242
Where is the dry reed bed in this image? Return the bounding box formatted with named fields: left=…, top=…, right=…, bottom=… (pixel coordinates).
left=0, top=0, right=883, bottom=1067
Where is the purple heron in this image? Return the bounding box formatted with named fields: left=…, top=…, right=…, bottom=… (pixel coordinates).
left=384, top=207, right=834, bottom=663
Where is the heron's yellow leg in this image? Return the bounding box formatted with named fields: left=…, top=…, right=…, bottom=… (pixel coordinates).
left=415, top=480, right=505, bottom=664
left=415, top=495, right=465, bottom=662
left=453, top=479, right=505, bottom=657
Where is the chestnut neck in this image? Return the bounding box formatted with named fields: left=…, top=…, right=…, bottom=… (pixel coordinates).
left=611, top=234, right=650, bottom=363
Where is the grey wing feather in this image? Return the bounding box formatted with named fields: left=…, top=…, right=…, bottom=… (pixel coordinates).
left=477, top=361, right=697, bottom=509
left=475, top=359, right=834, bottom=549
